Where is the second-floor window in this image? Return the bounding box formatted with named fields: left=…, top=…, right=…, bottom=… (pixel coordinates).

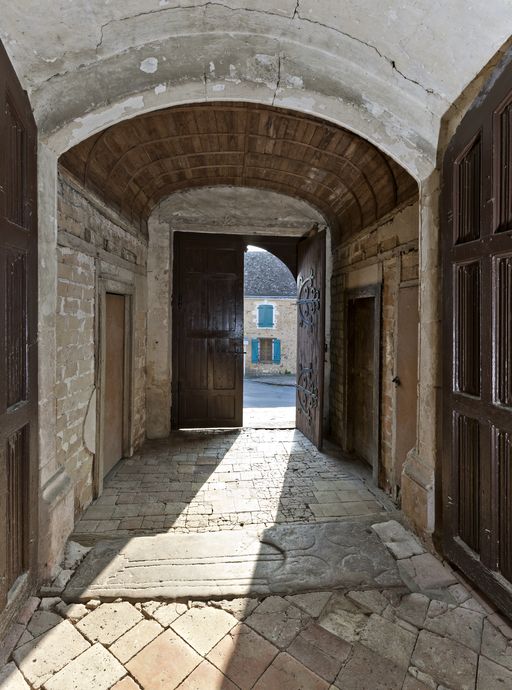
left=257, top=304, right=274, bottom=328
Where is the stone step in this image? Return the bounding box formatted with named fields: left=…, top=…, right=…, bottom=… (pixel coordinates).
left=64, top=518, right=403, bottom=602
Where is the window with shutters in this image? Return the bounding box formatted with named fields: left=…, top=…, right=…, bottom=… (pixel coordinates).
left=259, top=337, right=273, bottom=363
left=257, top=304, right=274, bottom=328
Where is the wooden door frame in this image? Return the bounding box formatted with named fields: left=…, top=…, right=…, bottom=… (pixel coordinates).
left=0, top=40, right=39, bottom=637
left=441, top=49, right=512, bottom=617
left=171, top=232, right=245, bottom=430
left=391, top=274, right=419, bottom=496
left=344, top=283, right=382, bottom=483
left=94, top=277, right=134, bottom=498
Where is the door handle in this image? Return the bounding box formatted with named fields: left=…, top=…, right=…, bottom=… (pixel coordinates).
left=392, top=376, right=401, bottom=386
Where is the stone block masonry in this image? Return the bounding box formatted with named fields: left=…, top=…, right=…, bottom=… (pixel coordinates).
left=56, top=170, right=148, bottom=519
left=329, top=200, right=419, bottom=499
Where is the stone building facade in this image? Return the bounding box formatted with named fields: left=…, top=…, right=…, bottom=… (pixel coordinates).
left=244, top=250, right=297, bottom=377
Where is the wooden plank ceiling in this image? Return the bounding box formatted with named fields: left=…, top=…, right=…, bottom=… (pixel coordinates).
left=60, top=102, right=417, bottom=240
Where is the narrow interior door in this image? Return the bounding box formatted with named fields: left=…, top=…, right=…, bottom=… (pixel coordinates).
left=296, top=232, right=325, bottom=449
left=174, top=233, right=244, bottom=428
left=103, top=293, right=125, bottom=477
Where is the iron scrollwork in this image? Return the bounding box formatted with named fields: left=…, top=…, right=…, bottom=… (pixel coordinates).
left=296, top=364, right=318, bottom=422
left=297, top=269, right=321, bottom=330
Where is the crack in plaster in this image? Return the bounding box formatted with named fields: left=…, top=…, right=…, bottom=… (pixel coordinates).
left=272, top=54, right=282, bottom=106
left=88, top=1, right=436, bottom=97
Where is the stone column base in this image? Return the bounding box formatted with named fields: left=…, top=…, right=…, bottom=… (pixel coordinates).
left=401, top=449, right=435, bottom=540
left=39, top=467, right=74, bottom=581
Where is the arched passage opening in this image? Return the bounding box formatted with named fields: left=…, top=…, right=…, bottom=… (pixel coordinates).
left=51, top=100, right=420, bottom=521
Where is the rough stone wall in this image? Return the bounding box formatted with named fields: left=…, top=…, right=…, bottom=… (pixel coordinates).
left=56, top=170, right=148, bottom=518
left=244, top=297, right=297, bottom=376
left=329, top=201, right=419, bottom=496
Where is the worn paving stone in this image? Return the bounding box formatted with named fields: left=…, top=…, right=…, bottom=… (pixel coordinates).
left=359, top=614, right=417, bottom=668
left=372, top=521, right=425, bottom=560
left=0, top=661, right=30, bottom=689
left=481, top=619, right=512, bottom=671
left=317, top=593, right=369, bottom=643
left=27, top=611, right=63, bottom=638
left=253, top=652, right=329, bottom=690
left=0, top=624, right=25, bottom=667
left=110, top=678, right=141, bottom=690
left=245, top=596, right=310, bottom=649
left=73, top=429, right=395, bottom=540
left=176, top=660, right=239, bottom=690
left=393, top=593, right=430, bottom=628
left=402, top=673, right=433, bottom=690
left=423, top=603, right=484, bottom=652
left=345, top=590, right=388, bottom=615
left=285, top=592, right=332, bottom=618
left=287, top=622, right=351, bottom=682
left=151, top=602, right=187, bottom=627
left=171, top=606, right=238, bottom=655
left=207, top=597, right=259, bottom=620
left=126, top=629, right=202, bottom=689
left=334, top=644, right=407, bottom=690
left=397, top=554, right=458, bottom=592
left=76, top=602, right=143, bottom=646
left=17, top=597, right=41, bottom=625
left=411, top=630, right=478, bottom=690
left=56, top=602, right=89, bottom=622
left=476, top=655, right=512, bottom=689
left=13, top=619, right=90, bottom=688
left=65, top=520, right=400, bottom=601
left=43, top=643, right=126, bottom=690
left=207, top=623, right=279, bottom=688
left=109, top=619, right=163, bottom=663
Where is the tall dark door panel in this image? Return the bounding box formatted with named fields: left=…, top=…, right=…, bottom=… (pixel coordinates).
left=442, top=50, right=512, bottom=616
left=173, top=233, right=244, bottom=428
left=296, top=232, right=325, bottom=449
left=0, top=41, right=38, bottom=614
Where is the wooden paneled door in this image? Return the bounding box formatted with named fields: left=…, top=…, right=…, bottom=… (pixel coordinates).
left=346, top=286, right=381, bottom=479
left=173, top=233, right=244, bottom=428
left=296, top=232, right=325, bottom=449
left=103, top=294, right=126, bottom=477
left=0, top=41, right=38, bottom=616
left=393, top=284, right=419, bottom=492
left=442, top=50, right=512, bottom=616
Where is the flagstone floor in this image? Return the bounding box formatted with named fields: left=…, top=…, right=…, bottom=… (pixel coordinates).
left=2, top=429, right=512, bottom=689
left=72, top=429, right=392, bottom=543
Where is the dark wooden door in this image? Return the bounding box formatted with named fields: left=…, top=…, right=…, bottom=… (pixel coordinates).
left=394, top=284, right=419, bottom=489
left=0, top=41, right=38, bottom=613
left=442, top=50, right=512, bottom=616
left=296, top=232, right=325, bottom=448
left=347, top=296, right=377, bottom=467
left=103, top=294, right=125, bottom=477
left=174, top=233, right=244, bottom=428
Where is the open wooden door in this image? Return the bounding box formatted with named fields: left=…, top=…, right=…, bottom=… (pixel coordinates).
left=296, top=231, right=325, bottom=449
left=442, top=50, right=512, bottom=616
left=0, top=41, right=38, bottom=619
left=173, top=233, right=244, bottom=428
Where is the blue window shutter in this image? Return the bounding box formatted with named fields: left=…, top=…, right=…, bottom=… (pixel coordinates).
left=272, top=338, right=281, bottom=364
left=258, top=304, right=274, bottom=328
left=251, top=338, right=259, bottom=363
